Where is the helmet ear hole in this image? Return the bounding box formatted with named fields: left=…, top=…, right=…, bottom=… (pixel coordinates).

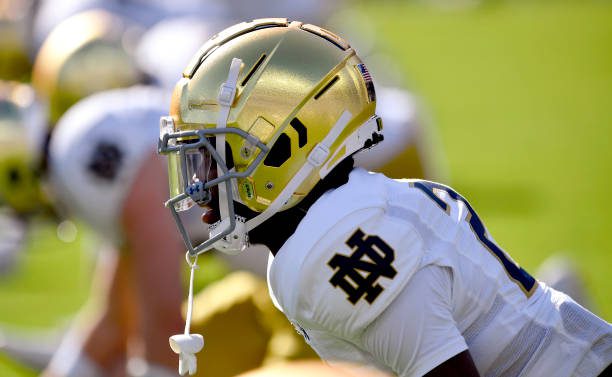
left=263, top=133, right=291, bottom=167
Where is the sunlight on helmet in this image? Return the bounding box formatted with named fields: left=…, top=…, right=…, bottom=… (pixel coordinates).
left=32, top=10, right=144, bottom=124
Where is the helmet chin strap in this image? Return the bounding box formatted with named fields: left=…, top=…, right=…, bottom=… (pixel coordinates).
left=205, top=58, right=250, bottom=255
left=216, top=58, right=243, bottom=222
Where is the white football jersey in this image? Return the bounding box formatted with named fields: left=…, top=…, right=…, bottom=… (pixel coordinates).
left=48, top=86, right=168, bottom=243
left=268, top=168, right=611, bottom=377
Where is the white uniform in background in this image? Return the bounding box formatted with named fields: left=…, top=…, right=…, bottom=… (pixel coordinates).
left=268, top=168, right=612, bottom=377
left=48, top=86, right=168, bottom=243
left=45, top=86, right=181, bottom=377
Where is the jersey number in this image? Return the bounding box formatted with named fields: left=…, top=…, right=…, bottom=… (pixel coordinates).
left=412, top=181, right=536, bottom=297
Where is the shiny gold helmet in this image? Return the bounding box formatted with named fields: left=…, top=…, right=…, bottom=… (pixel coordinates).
left=0, top=81, right=49, bottom=215
left=32, top=9, right=144, bottom=124
left=159, top=19, right=382, bottom=255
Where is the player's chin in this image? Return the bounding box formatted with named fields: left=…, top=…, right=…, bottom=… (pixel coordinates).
left=201, top=207, right=219, bottom=224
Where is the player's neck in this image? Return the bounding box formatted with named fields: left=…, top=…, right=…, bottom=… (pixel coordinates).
left=239, top=157, right=355, bottom=255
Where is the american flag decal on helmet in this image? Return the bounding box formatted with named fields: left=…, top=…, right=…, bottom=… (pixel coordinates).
left=356, top=63, right=376, bottom=102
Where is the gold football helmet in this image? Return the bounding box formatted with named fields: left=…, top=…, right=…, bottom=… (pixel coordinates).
left=159, top=19, right=382, bottom=255
left=0, top=81, right=49, bottom=214
left=32, top=9, right=144, bottom=124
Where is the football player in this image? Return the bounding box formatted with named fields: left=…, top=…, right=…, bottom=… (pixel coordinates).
left=0, top=83, right=185, bottom=377
left=0, top=9, right=186, bottom=376
left=0, top=80, right=48, bottom=275
left=158, top=19, right=612, bottom=376
left=136, top=15, right=446, bottom=278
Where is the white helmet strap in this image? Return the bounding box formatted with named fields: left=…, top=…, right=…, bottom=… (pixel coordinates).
left=216, top=58, right=243, bottom=221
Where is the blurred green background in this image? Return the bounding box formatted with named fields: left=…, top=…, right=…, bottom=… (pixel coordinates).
left=1, top=0, right=611, bottom=375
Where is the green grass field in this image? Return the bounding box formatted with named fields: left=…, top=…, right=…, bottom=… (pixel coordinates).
left=1, top=1, right=611, bottom=375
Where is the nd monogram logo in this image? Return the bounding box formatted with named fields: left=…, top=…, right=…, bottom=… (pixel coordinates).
left=328, top=229, right=397, bottom=305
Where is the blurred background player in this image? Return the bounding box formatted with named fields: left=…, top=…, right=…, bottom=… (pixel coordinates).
left=0, top=8, right=185, bottom=377
left=0, top=80, right=185, bottom=376
left=0, top=80, right=48, bottom=275
left=44, top=86, right=185, bottom=377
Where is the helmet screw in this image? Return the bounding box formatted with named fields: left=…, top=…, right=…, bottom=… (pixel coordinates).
left=265, top=181, right=274, bottom=190
left=241, top=146, right=251, bottom=158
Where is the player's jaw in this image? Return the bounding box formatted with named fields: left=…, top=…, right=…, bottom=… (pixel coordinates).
left=201, top=203, right=219, bottom=224
left=199, top=163, right=220, bottom=225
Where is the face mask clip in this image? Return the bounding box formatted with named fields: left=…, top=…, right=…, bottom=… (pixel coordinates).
left=185, top=180, right=210, bottom=206
left=209, top=215, right=249, bottom=255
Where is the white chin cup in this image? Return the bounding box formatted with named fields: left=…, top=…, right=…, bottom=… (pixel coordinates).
left=169, top=334, right=204, bottom=376
left=209, top=216, right=248, bottom=255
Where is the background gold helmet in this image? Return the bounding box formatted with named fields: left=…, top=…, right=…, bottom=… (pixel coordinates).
left=0, top=0, right=36, bottom=81
left=32, top=9, right=145, bottom=124
left=159, top=19, right=382, bottom=255
left=0, top=81, right=49, bottom=215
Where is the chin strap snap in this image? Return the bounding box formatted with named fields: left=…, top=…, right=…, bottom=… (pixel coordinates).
left=169, top=253, right=204, bottom=375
